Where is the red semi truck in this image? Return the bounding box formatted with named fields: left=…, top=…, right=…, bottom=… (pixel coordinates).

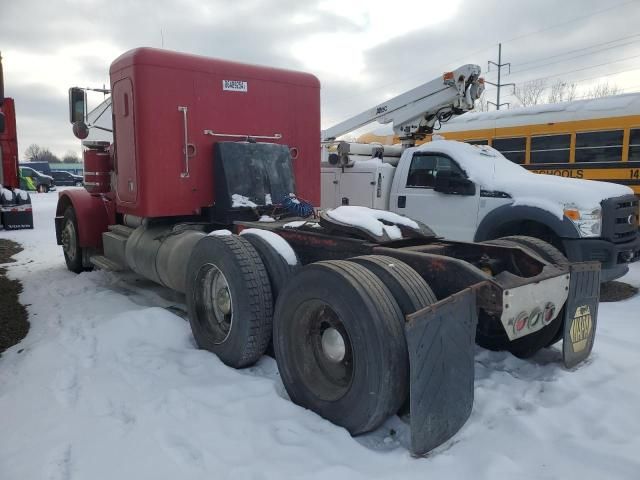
left=56, top=48, right=600, bottom=455
left=0, top=52, right=33, bottom=230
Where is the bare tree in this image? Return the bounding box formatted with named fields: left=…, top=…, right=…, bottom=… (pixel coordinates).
left=586, top=81, right=621, bottom=98
left=24, top=143, right=61, bottom=163
left=547, top=80, right=577, bottom=103
left=24, top=144, right=42, bottom=162
left=62, top=151, right=80, bottom=163
left=513, top=79, right=547, bottom=107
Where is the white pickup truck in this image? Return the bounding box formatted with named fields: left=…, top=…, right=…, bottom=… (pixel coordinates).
left=321, top=139, right=640, bottom=281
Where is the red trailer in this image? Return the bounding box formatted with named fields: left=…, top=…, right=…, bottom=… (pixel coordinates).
left=0, top=53, right=33, bottom=230
left=56, top=48, right=600, bottom=455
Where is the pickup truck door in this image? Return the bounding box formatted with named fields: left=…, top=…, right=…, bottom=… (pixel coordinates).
left=391, top=152, right=480, bottom=241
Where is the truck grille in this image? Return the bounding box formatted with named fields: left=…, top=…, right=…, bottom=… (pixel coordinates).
left=600, top=195, right=639, bottom=243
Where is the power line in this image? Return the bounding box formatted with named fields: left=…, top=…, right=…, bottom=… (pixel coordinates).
left=323, top=0, right=640, bottom=111
left=509, top=38, right=640, bottom=75
left=505, top=52, right=640, bottom=83
left=501, top=0, right=639, bottom=44
left=498, top=70, right=640, bottom=105
left=511, top=32, right=640, bottom=68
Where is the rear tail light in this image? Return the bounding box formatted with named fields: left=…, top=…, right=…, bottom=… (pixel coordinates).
left=514, top=312, right=529, bottom=332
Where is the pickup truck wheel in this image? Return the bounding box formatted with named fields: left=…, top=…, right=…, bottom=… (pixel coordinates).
left=186, top=234, right=273, bottom=368
left=61, top=206, right=85, bottom=273
left=349, top=255, right=437, bottom=316
left=485, top=235, right=568, bottom=266
left=37, top=184, right=49, bottom=193
left=240, top=230, right=300, bottom=301
left=273, top=260, right=408, bottom=435
left=75, top=182, right=83, bottom=187
left=480, top=236, right=568, bottom=356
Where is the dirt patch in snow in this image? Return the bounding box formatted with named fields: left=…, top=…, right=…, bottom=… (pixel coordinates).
left=0, top=239, right=30, bottom=354
left=600, top=280, right=639, bottom=302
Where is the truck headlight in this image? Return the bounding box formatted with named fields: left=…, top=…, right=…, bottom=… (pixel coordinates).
left=564, top=206, right=602, bottom=237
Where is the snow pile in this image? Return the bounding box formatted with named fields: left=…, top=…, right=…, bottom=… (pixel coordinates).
left=15, top=189, right=30, bottom=201
left=441, top=92, right=640, bottom=132
left=1, top=191, right=640, bottom=479
left=326, top=206, right=419, bottom=240
left=258, top=215, right=276, bottom=222
left=240, top=228, right=298, bottom=266
left=231, top=194, right=257, bottom=208
left=207, top=229, right=232, bottom=236
left=1, top=187, right=14, bottom=202
left=409, top=140, right=633, bottom=218
left=283, top=220, right=307, bottom=228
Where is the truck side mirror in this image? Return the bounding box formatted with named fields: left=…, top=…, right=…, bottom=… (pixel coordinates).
left=72, top=121, right=90, bottom=140
left=69, top=87, right=86, bottom=124
left=434, top=170, right=476, bottom=196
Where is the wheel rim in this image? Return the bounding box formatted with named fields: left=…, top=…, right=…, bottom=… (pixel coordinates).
left=194, top=263, right=234, bottom=344
left=61, top=219, right=77, bottom=261
left=291, top=300, right=354, bottom=401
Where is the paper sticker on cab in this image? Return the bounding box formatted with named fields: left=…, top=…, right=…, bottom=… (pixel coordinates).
left=222, top=80, right=248, bottom=92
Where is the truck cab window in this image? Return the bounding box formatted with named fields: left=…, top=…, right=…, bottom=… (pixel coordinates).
left=406, top=154, right=465, bottom=188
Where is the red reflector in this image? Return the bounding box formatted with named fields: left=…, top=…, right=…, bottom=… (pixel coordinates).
left=515, top=313, right=528, bottom=332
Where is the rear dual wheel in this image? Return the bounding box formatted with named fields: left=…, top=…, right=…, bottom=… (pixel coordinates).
left=273, top=260, right=409, bottom=434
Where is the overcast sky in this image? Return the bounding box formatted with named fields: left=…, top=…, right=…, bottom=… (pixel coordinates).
left=1, top=0, right=640, bottom=160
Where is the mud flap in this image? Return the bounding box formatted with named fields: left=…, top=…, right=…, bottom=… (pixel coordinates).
left=404, top=287, right=479, bottom=456
left=562, top=262, right=601, bottom=369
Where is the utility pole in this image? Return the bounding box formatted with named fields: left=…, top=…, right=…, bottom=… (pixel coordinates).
left=486, top=43, right=515, bottom=110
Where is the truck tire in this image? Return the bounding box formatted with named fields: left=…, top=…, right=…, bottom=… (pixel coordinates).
left=349, top=255, right=437, bottom=317
left=479, top=236, right=568, bottom=356
left=37, top=184, right=49, bottom=193
left=241, top=231, right=300, bottom=301
left=485, top=235, right=568, bottom=266
left=61, top=206, right=85, bottom=273
left=273, top=260, right=408, bottom=435
left=186, top=234, right=273, bottom=368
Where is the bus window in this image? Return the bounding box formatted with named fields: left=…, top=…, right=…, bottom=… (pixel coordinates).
left=629, top=128, right=640, bottom=161
left=492, top=137, right=526, bottom=164
left=575, top=130, right=623, bottom=162
left=530, top=134, right=570, bottom=164
left=465, top=139, right=488, bottom=145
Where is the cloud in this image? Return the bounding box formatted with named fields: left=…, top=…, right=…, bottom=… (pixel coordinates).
left=1, top=0, right=640, bottom=158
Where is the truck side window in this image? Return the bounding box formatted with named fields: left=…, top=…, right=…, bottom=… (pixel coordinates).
left=406, top=154, right=465, bottom=188
left=406, top=155, right=437, bottom=188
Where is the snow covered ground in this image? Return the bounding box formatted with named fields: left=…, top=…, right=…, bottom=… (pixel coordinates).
left=1, top=191, right=639, bottom=480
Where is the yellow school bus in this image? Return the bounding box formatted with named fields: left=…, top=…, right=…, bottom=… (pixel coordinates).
left=359, top=93, right=640, bottom=195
